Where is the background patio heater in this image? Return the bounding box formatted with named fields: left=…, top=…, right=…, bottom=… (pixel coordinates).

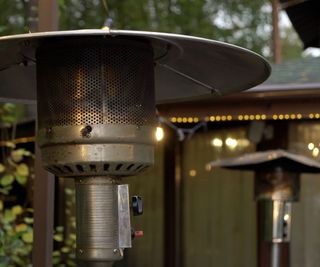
left=0, top=29, right=270, bottom=266
left=207, top=149, right=320, bottom=267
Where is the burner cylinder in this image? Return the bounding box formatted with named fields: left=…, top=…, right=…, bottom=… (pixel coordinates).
left=36, top=38, right=156, bottom=177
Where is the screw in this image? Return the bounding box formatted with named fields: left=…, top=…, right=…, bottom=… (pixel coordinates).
left=45, top=127, right=53, bottom=137
left=81, top=125, right=92, bottom=138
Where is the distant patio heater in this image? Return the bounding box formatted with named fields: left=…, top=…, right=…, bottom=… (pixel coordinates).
left=0, top=29, right=270, bottom=266
left=207, top=150, right=320, bottom=267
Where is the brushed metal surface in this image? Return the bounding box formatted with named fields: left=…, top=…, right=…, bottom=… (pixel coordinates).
left=38, top=124, right=154, bottom=176
left=207, top=149, right=320, bottom=173
left=75, top=177, right=130, bottom=264
left=0, top=29, right=270, bottom=104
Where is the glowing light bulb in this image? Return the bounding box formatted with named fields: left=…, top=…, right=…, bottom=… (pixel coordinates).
left=313, top=147, right=319, bottom=157
left=226, top=137, right=238, bottom=148
left=155, top=127, right=164, bottom=141
left=308, top=143, right=315, bottom=150
left=211, top=138, right=223, bottom=147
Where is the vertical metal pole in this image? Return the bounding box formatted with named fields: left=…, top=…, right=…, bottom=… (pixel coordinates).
left=271, top=243, right=281, bottom=267
left=33, top=1, right=58, bottom=266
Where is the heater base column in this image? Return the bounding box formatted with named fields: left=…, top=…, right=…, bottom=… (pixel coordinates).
left=75, top=177, right=131, bottom=266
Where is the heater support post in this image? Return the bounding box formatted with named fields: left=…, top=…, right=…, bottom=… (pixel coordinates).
left=33, top=146, right=55, bottom=267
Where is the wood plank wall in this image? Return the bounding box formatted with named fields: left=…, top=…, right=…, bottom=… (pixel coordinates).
left=182, top=128, right=257, bottom=267
left=120, top=143, right=165, bottom=267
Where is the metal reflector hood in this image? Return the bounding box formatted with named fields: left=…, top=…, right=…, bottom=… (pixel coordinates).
left=207, top=149, right=320, bottom=173
left=0, top=29, right=270, bottom=104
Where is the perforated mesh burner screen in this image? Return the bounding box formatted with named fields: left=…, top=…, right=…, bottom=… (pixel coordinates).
left=36, top=38, right=155, bottom=128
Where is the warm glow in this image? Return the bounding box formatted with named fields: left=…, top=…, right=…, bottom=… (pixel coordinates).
left=171, top=117, right=177, bottom=123
left=155, top=127, right=164, bottom=141
left=261, top=114, right=267, bottom=120
left=313, top=148, right=319, bottom=157
left=308, top=143, right=315, bottom=150
left=238, top=139, right=250, bottom=147
left=211, top=138, right=223, bottom=147
left=226, top=137, right=238, bottom=148
left=189, top=169, right=197, bottom=177
left=238, top=115, right=244, bottom=120
left=284, top=214, right=290, bottom=221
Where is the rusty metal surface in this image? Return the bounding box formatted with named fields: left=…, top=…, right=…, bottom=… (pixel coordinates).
left=207, top=149, right=320, bottom=173
left=0, top=29, right=270, bottom=104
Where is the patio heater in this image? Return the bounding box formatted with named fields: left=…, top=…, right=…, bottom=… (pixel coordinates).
left=207, top=149, right=320, bottom=267
left=0, top=29, right=270, bottom=266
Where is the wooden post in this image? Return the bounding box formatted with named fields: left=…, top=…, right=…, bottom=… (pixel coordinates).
left=33, top=146, right=55, bottom=267
left=272, top=0, right=282, bottom=64
left=38, top=0, right=58, bottom=32
left=32, top=1, right=58, bottom=266
left=164, top=127, right=184, bottom=267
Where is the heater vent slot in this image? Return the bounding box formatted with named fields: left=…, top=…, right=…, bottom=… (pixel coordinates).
left=37, top=39, right=156, bottom=128
left=45, top=163, right=150, bottom=177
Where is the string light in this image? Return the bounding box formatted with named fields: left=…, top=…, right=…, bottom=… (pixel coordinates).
left=169, top=113, right=320, bottom=124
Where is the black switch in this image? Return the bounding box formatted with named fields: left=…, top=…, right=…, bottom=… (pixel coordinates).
left=132, top=196, right=143, bottom=216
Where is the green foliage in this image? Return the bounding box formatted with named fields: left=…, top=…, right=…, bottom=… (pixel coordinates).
left=52, top=188, right=76, bottom=267
left=0, top=103, right=34, bottom=266
left=58, top=0, right=272, bottom=56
